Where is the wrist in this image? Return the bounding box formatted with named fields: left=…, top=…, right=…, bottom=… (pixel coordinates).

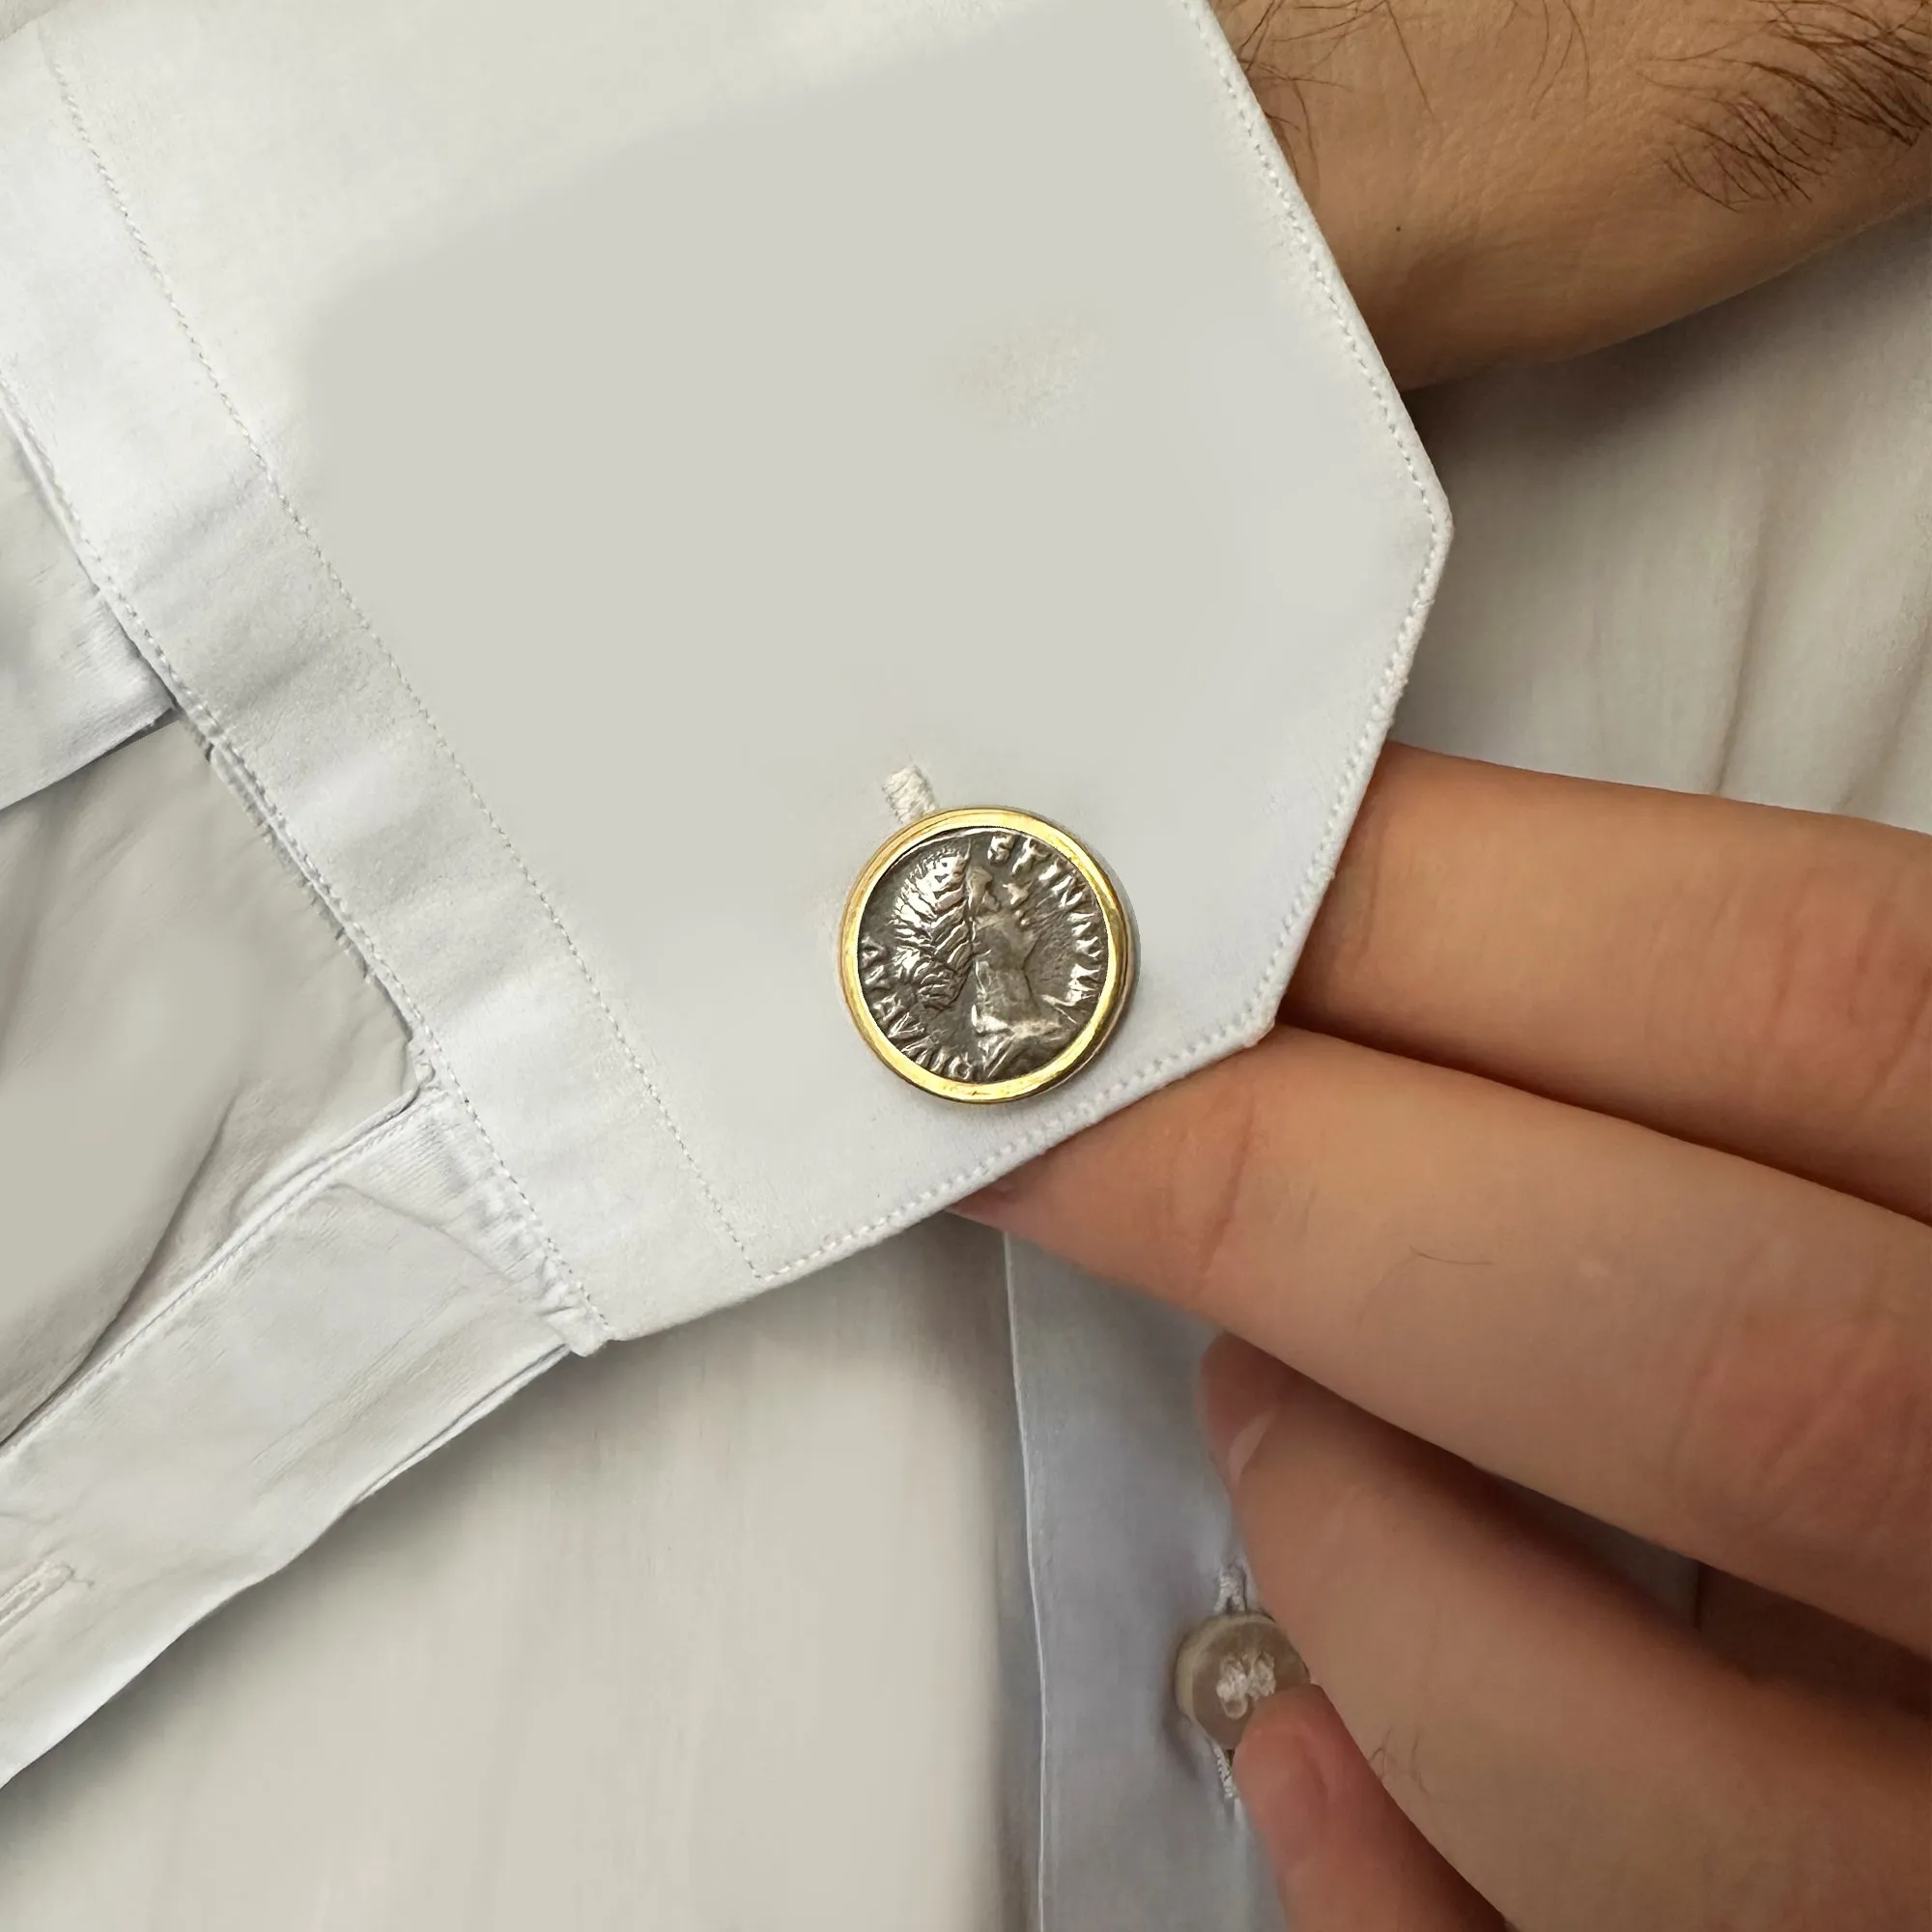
left=1212, top=0, right=1931, bottom=387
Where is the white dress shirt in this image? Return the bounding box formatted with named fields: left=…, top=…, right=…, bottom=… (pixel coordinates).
left=0, top=0, right=1441, bottom=1922
left=0, top=0, right=1927, bottom=1921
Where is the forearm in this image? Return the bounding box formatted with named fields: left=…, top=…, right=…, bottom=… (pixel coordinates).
left=1212, top=0, right=1931, bottom=385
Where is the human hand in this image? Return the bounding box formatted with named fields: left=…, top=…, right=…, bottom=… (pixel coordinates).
left=959, top=749, right=1932, bottom=1927
left=1208, top=0, right=1932, bottom=384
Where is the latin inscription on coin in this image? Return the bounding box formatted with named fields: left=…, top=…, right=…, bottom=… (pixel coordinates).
left=841, top=811, right=1131, bottom=1100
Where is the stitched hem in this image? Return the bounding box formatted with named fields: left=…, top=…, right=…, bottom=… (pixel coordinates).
left=17, top=0, right=1446, bottom=1316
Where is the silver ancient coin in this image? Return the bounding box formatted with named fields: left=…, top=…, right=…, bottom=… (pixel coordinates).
left=842, top=810, right=1131, bottom=1099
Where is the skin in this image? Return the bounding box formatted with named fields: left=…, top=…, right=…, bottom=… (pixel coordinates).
left=957, top=13, right=1932, bottom=1915
left=1206, top=0, right=1932, bottom=384
left=959, top=751, right=1932, bottom=1925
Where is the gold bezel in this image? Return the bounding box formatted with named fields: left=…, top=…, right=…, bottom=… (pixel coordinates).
left=838, top=807, right=1135, bottom=1104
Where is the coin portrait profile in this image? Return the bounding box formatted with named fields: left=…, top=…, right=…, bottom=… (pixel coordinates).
left=839, top=808, right=1134, bottom=1103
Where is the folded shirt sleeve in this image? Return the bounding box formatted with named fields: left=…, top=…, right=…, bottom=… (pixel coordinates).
left=0, top=416, right=167, bottom=811
left=0, top=0, right=1445, bottom=1784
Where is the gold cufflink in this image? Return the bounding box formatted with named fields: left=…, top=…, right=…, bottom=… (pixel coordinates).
left=839, top=807, right=1134, bottom=1103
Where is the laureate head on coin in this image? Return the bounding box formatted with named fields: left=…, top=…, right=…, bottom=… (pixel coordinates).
left=839, top=808, right=1134, bottom=1103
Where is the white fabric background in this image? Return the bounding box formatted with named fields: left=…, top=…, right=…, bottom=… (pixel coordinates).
left=0, top=194, right=1922, bottom=1932
left=0, top=721, right=413, bottom=1442
left=0, top=422, right=166, bottom=811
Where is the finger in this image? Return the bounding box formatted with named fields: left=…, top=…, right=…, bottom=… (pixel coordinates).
left=1203, top=1338, right=1932, bottom=1932
left=1233, top=1686, right=1503, bottom=1932
left=1287, top=748, right=1932, bottom=1220
left=1696, top=1572, right=1932, bottom=1719
left=965, top=1029, right=1932, bottom=1650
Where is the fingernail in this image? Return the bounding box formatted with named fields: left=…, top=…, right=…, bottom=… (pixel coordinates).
left=951, top=1174, right=1019, bottom=1227
left=1233, top=1691, right=1333, bottom=1875
left=1198, top=1333, right=1293, bottom=1491
left=952, top=1154, right=1047, bottom=1229
left=1223, top=1407, right=1278, bottom=1489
